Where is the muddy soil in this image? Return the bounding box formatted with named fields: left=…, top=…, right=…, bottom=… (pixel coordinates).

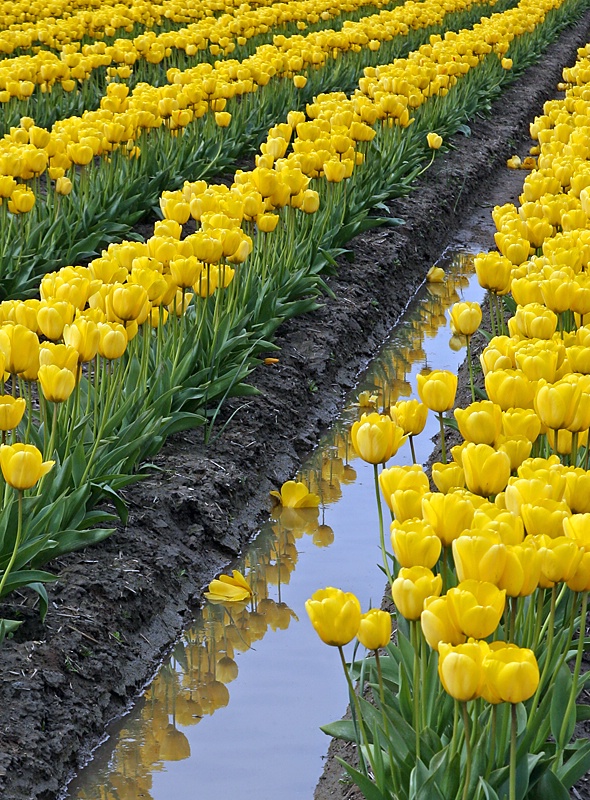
left=1, top=10, right=590, bottom=800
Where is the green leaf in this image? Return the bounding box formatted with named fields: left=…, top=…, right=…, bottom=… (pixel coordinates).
left=338, top=759, right=388, bottom=800
left=576, top=703, right=590, bottom=722
left=550, top=663, right=574, bottom=746
left=27, top=582, right=49, bottom=622
left=557, top=740, right=590, bottom=788
left=0, top=618, right=23, bottom=644
left=478, top=777, right=500, bottom=800
left=528, top=770, right=569, bottom=800
left=320, top=720, right=357, bottom=742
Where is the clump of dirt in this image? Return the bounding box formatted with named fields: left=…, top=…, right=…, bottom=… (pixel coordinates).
left=1, top=10, right=590, bottom=800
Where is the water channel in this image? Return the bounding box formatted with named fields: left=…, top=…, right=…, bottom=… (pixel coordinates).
left=65, top=243, right=490, bottom=800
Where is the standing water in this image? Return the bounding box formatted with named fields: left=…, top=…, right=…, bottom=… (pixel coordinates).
left=66, top=249, right=486, bottom=800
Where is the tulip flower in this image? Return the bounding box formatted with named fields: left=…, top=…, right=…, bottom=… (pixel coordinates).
left=417, top=370, right=457, bottom=462
left=483, top=644, right=539, bottom=704
left=501, top=408, right=541, bottom=442
left=421, top=595, right=466, bottom=651
left=521, top=499, right=571, bottom=538
left=270, top=480, right=320, bottom=508
left=534, top=379, right=581, bottom=431
left=390, top=519, right=441, bottom=568
left=474, top=251, right=512, bottom=295
left=417, top=370, right=457, bottom=413
left=455, top=401, right=503, bottom=446
left=391, top=487, right=428, bottom=522
left=392, top=566, right=442, bottom=620
left=497, top=543, right=542, bottom=597
left=422, top=492, right=475, bottom=547
left=204, top=570, right=253, bottom=604
left=534, top=535, right=582, bottom=585
left=447, top=579, right=506, bottom=639
left=427, top=132, right=442, bottom=149
left=438, top=640, right=488, bottom=702
left=0, top=443, right=54, bottom=490
left=305, top=587, right=361, bottom=646
left=461, top=443, right=511, bottom=498
left=38, top=365, right=76, bottom=404
left=391, top=399, right=428, bottom=436
left=432, top=461, right=465, bottom=493
left=485, top=370, right=537, bottom=411
left=351, top=413, right=406, bottom=464
left=0, top=396, right=26, bottom=432
left=452, top=533, right=507, bottom=584
left=379, top=464, right=429, bottom=511
left=449, top=301, right=482, bottom=337
left=357, top=608, right=392, bottom=650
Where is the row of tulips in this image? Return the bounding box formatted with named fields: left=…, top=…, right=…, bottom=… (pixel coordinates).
left=0, top=0, right=584, bottom=643
left=0, top=0, right=508, bottom=298
left=0, top=0, right=266, bottom=57
left=0, top=0, right=407, bottom=133
left=306, top=30, right=590, bottom=800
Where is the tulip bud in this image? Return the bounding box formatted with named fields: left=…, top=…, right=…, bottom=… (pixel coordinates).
left=417, top=370, right=457, bottom=413
left=351, top=412, right=406, bottom=464
left=483, top=644, right=539, bottom=703
left=421, top=595, right=466, bottom=651
left=0, top=396, right=26, bottom=431
left=455, top=401, right=503, bottom=446
left=390, top=519, right=441, bottom=568
left=38, top=365, right=76, bottom=403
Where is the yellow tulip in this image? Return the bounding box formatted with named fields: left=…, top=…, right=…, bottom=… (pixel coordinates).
left=390, top=519, right=441, bottom=568
left=452, top=533, right=507, bottom=584
left=351, top=412, right=406, bottom=464
left=357, top=608, right=392, bottom=650
left=483, top=645, right=539, bottom=703
left=454, top=400, right=502, bottom=445
left=432, top=461, right=465, bottom=493
left=497, top=542, right=541, bottom=597
left=0, top=443, right=54, bottom=490
left=521, top=499, right=571, bottom=538
left=461, top=443, right=511, bottom=497
left=438, top=640, right=488, bottom=701
left=0, top=396, right=26, bottom=431
left=422, top=492, right=475, bottom=546
left=534, top=534, right=582, bottom=584
left=449, top=301, right=482, bottom=336
left=485, top=370, right=537, bottom=411
left=426, top=132, right=442, bottom=149
left=417, top=370, right=457, bottom=413
left=391, top=399, right=428, bottom=436
left=204, top=570, right=253, bottom=604
left=38, top=365, right=76, bottom=403
left=392, top=566, right=442, bottom=621
left=270, top=480, right=320, bottom=508
left=447, top=579, right=506, bottom=639
left=501, top=408, right=541, bottom=442
left=378, top=464, right=429, bottom=510
left=534, top=379, right=581, bottom=431
left=421, top=595, right=466, bottom=651
left=474, top=251, right=512, bottom=295
left=305, top=587, right=361, bottom=646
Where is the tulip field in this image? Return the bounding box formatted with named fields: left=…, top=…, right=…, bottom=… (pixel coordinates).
left=1, top=0, right=590, bottom=795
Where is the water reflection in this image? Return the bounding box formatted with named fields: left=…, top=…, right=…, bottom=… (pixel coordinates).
left=70, top=251, right=479, bottom=800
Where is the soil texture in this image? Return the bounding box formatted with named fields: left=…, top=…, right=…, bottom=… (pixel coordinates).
left=1, top=9, right=590, bottom=800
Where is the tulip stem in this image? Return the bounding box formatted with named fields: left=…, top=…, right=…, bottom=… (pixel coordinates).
left=437, top=412, right=447, bottom=464
left=466, top=336, right=475, bottom=403
left=374, top=464, right=393, bottom=585
left=0, top=490, right=22, bottom=598
left=485, top=704, right=497, bottom=779
left=509, top=703, right=517, bottom=800
left=338, top=645, right=370, bottom=777
left=556, top=591, right=587, bottom=759
left=409, top=434, right=417, bottom=465
left=450, top=700, right=460, bottom=761
left=529, top=585, right=557, bottom=731
left=411, top=621, right=421, bottom=759
left=461, top=702, right=472, bottom=800
left=488, top=294, right=497, bottom=338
